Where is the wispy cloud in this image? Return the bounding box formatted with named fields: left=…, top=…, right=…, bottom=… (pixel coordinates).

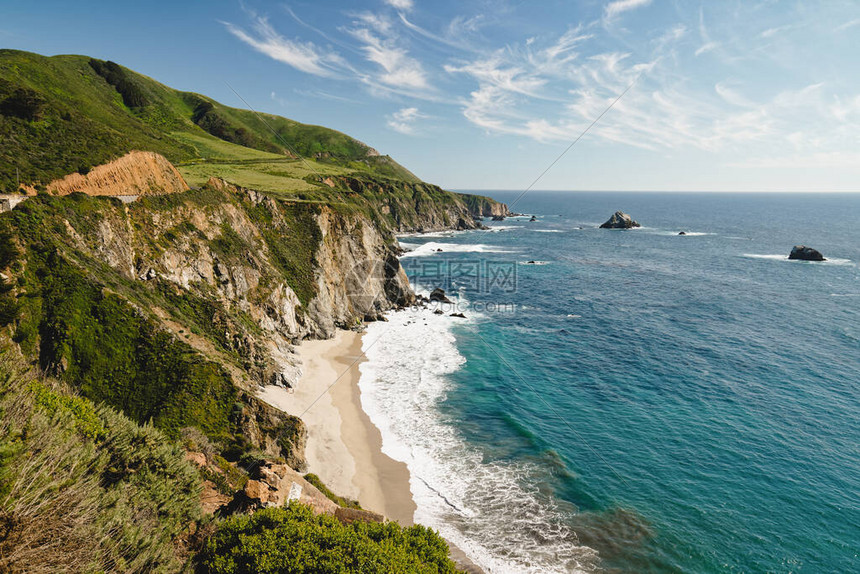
left=384, top=0, right=414, bottom=12
left=398, top=13, right=478, bottom=53
left=760, top=25, right=791, bottom=38
left=224, top=1, right=860, bottom=185
left=223, top=17, right=344, bottom=77
left=445, top=56, right=548, bottom=99
left=694, top=8, right=720, bottom=58
left=695, top=41, right=719, bottom=57
left=443, top=22, right=853, bottom=158
left=347, top=12, right=430, bottom=91
left=714, top=82, right=754, bottom=108
left=387, top=106, right=426, bottom=134
left=604, top=0, right=652, bottom=21
left=834, top=18, right=860, bottom=32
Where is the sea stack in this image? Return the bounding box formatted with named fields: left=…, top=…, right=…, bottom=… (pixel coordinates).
left=788, top=245, right=826, bottom=261
left=600, top=211, right=640, bottom=229
left=429, top=287, right=453, bottom=304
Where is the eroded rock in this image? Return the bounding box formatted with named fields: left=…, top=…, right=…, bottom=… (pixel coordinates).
left=599, top=211, right=640, bottom=229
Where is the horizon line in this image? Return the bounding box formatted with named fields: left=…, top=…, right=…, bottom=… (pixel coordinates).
left=451, top=188, right=860, bottom=194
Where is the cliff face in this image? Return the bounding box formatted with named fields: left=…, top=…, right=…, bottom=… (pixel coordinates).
left=0, top=152, right=507, bottom=475
left=327, top=175, right=504, bottom=232
left=309, top=205, right=414, bottom=334
left=456, top=192, right=511, bottom=218
left=65, top=177, right=416, bottom=389
left=28, top=151, right=189, bottom=196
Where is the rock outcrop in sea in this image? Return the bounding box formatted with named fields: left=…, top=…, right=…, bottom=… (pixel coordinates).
left=429, top=287, right=453, bottom=304
left=788, top=245, right=826, bottom=261
left=600, top=211, right=640, bottom=229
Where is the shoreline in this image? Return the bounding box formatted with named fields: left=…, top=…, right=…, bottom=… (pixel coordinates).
left=258, top=329, right=416, bottom=525
left=259, top=327, right=485, bottom=573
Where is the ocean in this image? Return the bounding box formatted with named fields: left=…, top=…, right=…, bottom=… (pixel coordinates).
left=359, top=192, right=859, bottom=573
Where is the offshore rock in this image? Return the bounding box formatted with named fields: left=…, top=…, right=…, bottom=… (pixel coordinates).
left=788, top=245, right=825, bottom=261
left=429, top=288, right=453, bottom=304
left=599, top=211, right=640, bottom=229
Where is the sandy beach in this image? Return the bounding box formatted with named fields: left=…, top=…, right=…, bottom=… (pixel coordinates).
left=258, top=329, right=416, bottom=525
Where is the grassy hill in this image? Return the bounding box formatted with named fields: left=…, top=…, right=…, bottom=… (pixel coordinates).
left=0, top=50, right=418, bottom=193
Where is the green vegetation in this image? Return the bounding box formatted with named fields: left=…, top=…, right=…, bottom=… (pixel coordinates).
left=0, top=51, right=194, bottom=192
left=0, top=348, right=201, bottom=573
left=8, top=229, right=239, bottom=440
left=29, top=380, right=105, bottom=439
left=304, top=474, right=361, bottom=509
left=89, top=58, right=149, bottom=108
left=0, top=49, right=417, bottom=193
left=199, top=504, right=463, bottom=574
left=2, top=192, right=266, bottom=450
left=0, top=86, right=46, bottom=121
left=244, top=199, right=322, bottom=306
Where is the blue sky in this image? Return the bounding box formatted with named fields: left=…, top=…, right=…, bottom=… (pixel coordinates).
left=3, top=0, right=859, bottom=191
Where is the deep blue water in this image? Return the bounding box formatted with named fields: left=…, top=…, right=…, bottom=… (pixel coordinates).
left=403, top=192, right=859, bottom=573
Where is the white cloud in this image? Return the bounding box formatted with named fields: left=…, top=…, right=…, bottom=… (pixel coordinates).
left=445, top=24, right=852, bottom=157
left=387, top=106, right=426, bottom=134
left=695, top=41, right=719, bottom=57
left=223, top=17, right=344, bottom=77
left=715, top=82, right=754, bottom=108
left=226, top=3, right=860, bottom=183
left=449, top=14, right=484, bottom=36
left=831, top=94, right=860, bottom=121
left=834, top=18, right=860, bottom=32
left=398, top=13, right=480, bottom=53
left=604, top=0, right=652, bottom=21
left=446, top=56, right=548, bottom=99
left=760, top=25, right=791, bottom=38
left=347, top=12, right=430, bottom=91
left=384, top=0, right=414, bottom=12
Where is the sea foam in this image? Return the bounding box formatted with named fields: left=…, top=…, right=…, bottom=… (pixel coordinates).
left=359, top=303, right=598, bottom=573
left=742, top=254, right=854, bottom=266
left=400, top=242, right=516, bottom=258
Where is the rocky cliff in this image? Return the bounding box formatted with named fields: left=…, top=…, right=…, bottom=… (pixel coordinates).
left=457, top=192, right=511, bottom=218
left=0, top=153, right=505, bottom=472
left=324, top=174, right=506, bottom=232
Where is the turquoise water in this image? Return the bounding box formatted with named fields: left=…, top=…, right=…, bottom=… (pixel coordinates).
left=394, top=192, right=859, bottom=573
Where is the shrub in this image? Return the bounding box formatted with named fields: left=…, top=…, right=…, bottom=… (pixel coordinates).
left=191, top=98, right=276, bottom=152
left=198, top=504, right=463, bottom=574
left=0, top=350, right=202, bottom=573
left=0, top=87, right=46, bottom=121
left=29, top=381, right=105, bottom=440
left=89, top=59, right=148, bottom=108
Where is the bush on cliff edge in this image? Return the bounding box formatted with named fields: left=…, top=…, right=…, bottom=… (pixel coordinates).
left=199, top=503, right=463, bottom=574
left=0, top=348, right=201, bottom=573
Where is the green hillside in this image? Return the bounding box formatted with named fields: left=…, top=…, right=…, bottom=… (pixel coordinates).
left=0, top=50, right=418, bottom=193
